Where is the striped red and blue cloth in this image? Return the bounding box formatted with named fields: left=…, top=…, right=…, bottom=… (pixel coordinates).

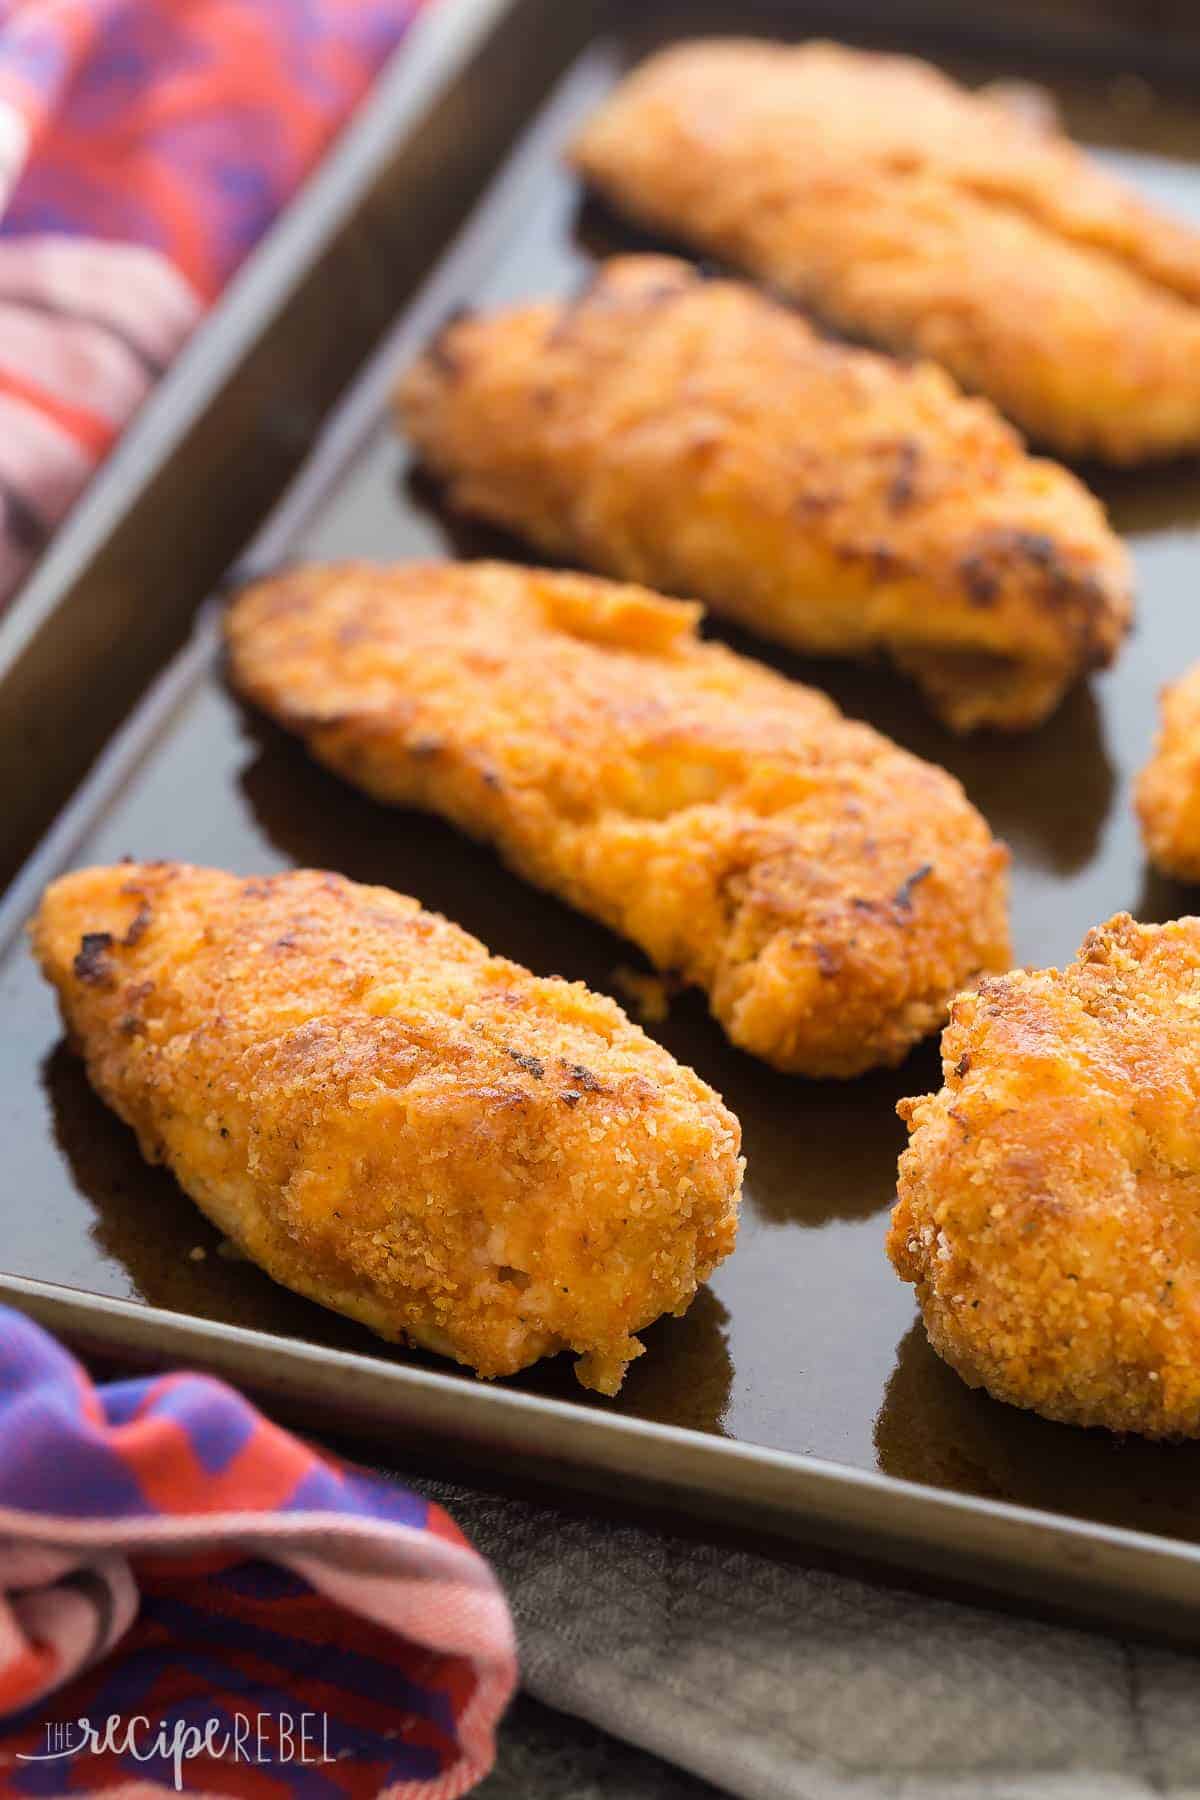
left=0, top=0, right=432, bottom=605
left=0, top=1305, right=517, bottom=1796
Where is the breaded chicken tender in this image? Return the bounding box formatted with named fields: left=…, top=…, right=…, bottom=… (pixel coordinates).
left=572, top=41, right=1200, bottom=463
left=398, top=257, right=1131, bottom=733
left=226, top=561, right=1011, bottom=1077
left=1136, top=664, right=1200, bottom=881
left=890, top=914, right=1200, bottom=1437
left=33, top=862, right=742, bottom=1393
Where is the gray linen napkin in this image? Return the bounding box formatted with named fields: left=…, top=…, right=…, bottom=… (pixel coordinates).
left=418, top=1477, right=1200, bottom=1800
left=479, top=1692, right=721, bottom=1798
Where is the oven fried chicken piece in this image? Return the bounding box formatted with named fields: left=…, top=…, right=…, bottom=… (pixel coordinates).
left=890, top=914, right=1200, bottom=1437
left=397, top=257, right=1131, bottom=733
left=33, top=862, right=743, bottom=1394
left=572, top=40, right=1200, bottom=463
left=226, top=560, right=1011, bottom=1077
left=1136, top=664, right=1200, bottom=881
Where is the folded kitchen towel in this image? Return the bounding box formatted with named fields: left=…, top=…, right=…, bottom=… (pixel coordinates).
left=0, top=1307, right=516, bottom=1797
left=427, top=1476, right=1200, bottom=1800
left=0, top=0, right=431, bottom=606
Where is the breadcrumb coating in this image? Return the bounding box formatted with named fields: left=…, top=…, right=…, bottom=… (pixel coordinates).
left=398, top=256, right=1130, bottom=732
left=226, top=560, right=1011, bottom=1077
left=890, top=914, right=1200, bottom=1437
left=33, top=862, right=742, bottom=1393
left=1136, top=663, right=1200, bottom=881
left=572, top=40, right=1200, bottom=463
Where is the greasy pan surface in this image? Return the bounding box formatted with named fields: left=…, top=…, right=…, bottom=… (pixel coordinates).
left=6, top=16, right=1200, bottom=1552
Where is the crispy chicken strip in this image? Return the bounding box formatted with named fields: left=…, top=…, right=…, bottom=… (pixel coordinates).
left=226, top=560, right=1011, bottom=1077
left=890, top=914, right=1200, bottom=1436
left=1136, top=664, right=1200, bottom=881
left=572, top=40, right=1200, bottom=463
left=397, top=257, right=1131, bottom=733
left=34, top=862, right=742, bottom=1393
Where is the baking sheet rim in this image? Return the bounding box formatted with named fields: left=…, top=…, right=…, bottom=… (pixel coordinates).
left=7, top=1270, right=1200, bottom=1602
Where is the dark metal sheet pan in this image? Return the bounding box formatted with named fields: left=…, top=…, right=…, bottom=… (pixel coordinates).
left=6, top=0, right=1200, bottom=1640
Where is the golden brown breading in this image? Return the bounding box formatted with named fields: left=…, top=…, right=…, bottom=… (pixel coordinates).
left=398, top=257, right=1131, bottom=733
left=226, top=560, right=1011, bottom=1077
left=1136, top=664, right=1200, bottom=881
left=572, top=40, right=1200, bottom=463
left=890, top=914, right=1200, bottom=1437
left=33, top=862, right=742, bottom=1393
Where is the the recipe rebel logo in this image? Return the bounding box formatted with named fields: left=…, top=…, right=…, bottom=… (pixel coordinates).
left=18, top=1710, right=337, bottom=1789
